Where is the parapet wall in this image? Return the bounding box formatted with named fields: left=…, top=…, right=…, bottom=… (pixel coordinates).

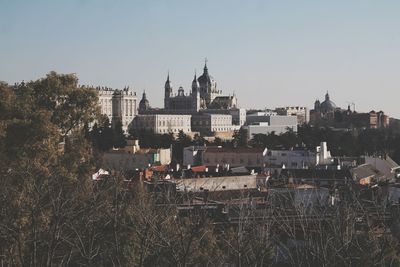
left=173, top=175, right=257, bottom=192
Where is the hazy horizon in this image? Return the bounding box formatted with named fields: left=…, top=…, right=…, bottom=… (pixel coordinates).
left=1, top=1, right=399, bottom=117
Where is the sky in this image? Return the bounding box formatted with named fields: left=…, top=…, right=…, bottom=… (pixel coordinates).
left=1, top=0, right=400, bottom=117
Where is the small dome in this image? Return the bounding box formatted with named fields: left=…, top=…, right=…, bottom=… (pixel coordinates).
left=178, top=86, right=185, bottom=96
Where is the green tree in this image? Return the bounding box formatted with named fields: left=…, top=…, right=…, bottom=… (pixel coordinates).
left=113, top=119, right=127, bottom=148
left=232, top=128, right=248, bottom=148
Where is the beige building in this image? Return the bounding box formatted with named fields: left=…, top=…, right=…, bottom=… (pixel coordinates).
left=102, top=140, right=171, bottom=171
left=131, top=114, right=192, bottom=134
left=164, top=61, right=238, bottom=112
left=202, top=147, right=265, bottom=168
left=191, top=114, right=233, bottom=134
left=276, top=106, right=309, bottom=124
left=97, top=86, right=138, bottom=132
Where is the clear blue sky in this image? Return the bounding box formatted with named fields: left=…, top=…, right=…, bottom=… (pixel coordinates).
left=1, top=0, right=399, bottom=117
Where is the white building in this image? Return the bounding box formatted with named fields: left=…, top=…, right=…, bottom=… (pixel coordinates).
left=276, top=106, right=310, bottom=124
left=263, top=142, right=333, bottom=169
left=244, top=114, right=298, bottom=140
left=97, top=86, right=138, bottom=132
left=246, top=111, right=277, bottom=125
left=263, top=149, right=317, bottom=169
left=131, top=114, right=192, bottom=134
left=191, top=113, right=233, bottom=134
left=202, top=108, right=247, bottom=126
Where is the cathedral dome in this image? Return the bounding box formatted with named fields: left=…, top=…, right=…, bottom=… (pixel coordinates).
left=319, top=92, right=337, bottom=112
left=197, top=61, right=216, bottom=89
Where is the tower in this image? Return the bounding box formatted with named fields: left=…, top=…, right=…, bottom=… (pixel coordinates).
left=314, top=99, right=321, bottom=110
left=164, top=73, right=172, bottom=109
left=197, top=59, right=219, bottom=107
left=111, top=90, right=123, bottom=128
left=325, top=91, right=330, bottom=101
left=191, top=72, right=199, bottom=94
left=139, top=90, right=150, bottom=113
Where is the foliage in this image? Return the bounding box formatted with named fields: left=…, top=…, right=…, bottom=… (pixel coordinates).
left=249, top=124, right=400, bottom=163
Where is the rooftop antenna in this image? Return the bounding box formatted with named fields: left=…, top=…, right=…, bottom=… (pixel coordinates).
left=346, top=101, right=356, bottom=112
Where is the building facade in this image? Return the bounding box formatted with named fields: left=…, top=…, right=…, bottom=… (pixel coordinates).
left=164, top=61, right=238, bottom=113
left=131, top=114, right=192, bottom=134
left=276, top=106, right=310, bottom=124
left=191, top=114, right=233, bottom=134
left=202, top=147, right=265, bottom=168
left=244, top=113, right=298, bottom=140
left=97, top=86, right=138, bottom=132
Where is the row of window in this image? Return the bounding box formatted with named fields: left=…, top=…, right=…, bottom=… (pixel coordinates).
left=158, top=120, right=189, bottom=127
left=100, top=98, right=135, bottom=117
left=204, top=157, right=261, bottom=164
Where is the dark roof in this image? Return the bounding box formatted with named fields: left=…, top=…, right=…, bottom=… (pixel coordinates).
left=280, top=169, right=351, bottom=180
left=350, top=164, right=385, bottom=180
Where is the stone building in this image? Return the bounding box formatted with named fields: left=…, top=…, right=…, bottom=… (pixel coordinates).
left=164, top=61, right=238, bottom=113
left=310, top=91, right=341, bottom=125
left=244, top=112, right=298, bottom=140
left=310, top=92, right=390, bottom=129
left=131, top=114, right=192, bottom=134
left=202, top=147, right=265, bottom=168
left=97, top=86, right=137, bottom=132
left=276, top=106, right=309, bottom=124
left=191, top=114, right=233, bottom=134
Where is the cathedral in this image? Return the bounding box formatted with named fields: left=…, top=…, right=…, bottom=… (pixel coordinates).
left=162, top=61, right=238, bottom=113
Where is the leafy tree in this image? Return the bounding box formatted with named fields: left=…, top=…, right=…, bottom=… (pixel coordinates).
left=113, top=119, right=127, bottom=148
left=232, top=128, right=248, bottom=148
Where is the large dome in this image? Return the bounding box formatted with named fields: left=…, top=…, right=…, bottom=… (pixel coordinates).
left=320, top=100, right=337, bottom=110
left=319, top=92, right=337, bottom=112
left=197, top=62, right=217, bottom=90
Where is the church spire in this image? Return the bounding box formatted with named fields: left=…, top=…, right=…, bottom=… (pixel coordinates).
left=203, top=58, right=208, bottom=74
left=164, top=71, right=172, bottom=97
left=325, top=90, right=330, bottom=101
left=192, top=70, right=199, bottom=93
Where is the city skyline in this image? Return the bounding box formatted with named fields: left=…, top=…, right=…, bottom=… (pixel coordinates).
left=1, top=1, right=399, bottom=117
